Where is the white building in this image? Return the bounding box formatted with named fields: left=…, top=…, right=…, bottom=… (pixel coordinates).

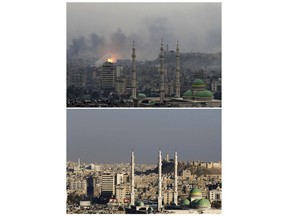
left=208, top=186, right=222, bottom=203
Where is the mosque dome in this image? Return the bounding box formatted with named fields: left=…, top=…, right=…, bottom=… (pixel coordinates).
left=189, top=188, right=202, bottom=198
left=135, top=201, right=145, bottom=207
left=190, top=199, right=200, bottom=208
left=194, top=90, right=213, bottom=98
left=192, top=79, right=205, bottom=86
left=137, top=93, right=146, bottom=99
left=196, top=198, right=211, bottom=209
left=181, top=199, right=190, bottom=206
left=183, top=90, right=193, bottom=97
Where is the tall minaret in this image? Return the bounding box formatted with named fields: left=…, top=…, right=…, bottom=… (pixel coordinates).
left=158, top=150, right=162, bottom=211
left=159, top=39, right=165, bottom=103
left=131, top=40, right=137, bottom=99
left=175, top=40, right=181, bottom=98
left=130, top=151, right=135, bottom=205
left=174, top=152, right=178, bottom=205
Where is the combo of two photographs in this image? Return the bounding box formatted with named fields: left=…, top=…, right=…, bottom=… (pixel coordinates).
left=67, top=2, right=221, bottom=214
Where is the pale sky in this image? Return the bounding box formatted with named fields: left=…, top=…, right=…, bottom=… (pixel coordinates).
left=67, top=109, right=221, bottom=164
left=67, top=2, right=221, bottom=62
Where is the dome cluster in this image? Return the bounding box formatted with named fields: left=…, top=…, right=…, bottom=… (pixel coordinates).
left=181, top=198, right=211, bottom=209
left=180, top=187, right=211, bottom=209
left=182, top=78, right=213, bottom=101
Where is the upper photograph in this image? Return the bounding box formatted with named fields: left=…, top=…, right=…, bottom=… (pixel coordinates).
left=67, top=3, right=221, bottom=108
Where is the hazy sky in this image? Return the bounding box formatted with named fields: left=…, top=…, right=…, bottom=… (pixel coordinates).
left=67, top=2, right=221, bottom=63
left=67, top=109, right=221, bottom=164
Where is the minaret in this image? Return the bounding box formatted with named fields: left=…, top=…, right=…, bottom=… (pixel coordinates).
left=131, top=40, right=137, bottom=99
left=159, top=39, right=165, bottom=103
left=174, top=152, right=178, bottom=205
left=130, top=151, right=135, bottom=205
left=158, top=150, right=162, bottom=211
left=175, top=40, right=181, bottom=98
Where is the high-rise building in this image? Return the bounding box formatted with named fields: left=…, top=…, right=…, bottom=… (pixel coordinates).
left=115, top=173, right=124, bottom=185
left=101, top=62, right=115, bottom=89
left=116, top=65, right=124, bottom=77
left=101, top=172, right=115, bottom=197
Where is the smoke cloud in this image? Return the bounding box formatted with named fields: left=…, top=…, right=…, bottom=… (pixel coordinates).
left=67, top=3, right=221, bottom=63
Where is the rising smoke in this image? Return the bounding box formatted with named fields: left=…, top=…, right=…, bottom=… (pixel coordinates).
left=67, top=16, right=181, bottom=65
left=67, top=17, right=220, bottom=65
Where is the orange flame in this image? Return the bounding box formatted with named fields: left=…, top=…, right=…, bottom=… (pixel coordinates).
left=107, top=55, right=117, bottom=63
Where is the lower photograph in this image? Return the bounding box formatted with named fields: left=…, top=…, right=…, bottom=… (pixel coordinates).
left=66, top=109, right=222, bottom=214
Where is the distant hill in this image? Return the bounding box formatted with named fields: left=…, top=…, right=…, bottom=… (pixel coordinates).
left=135, top=160, right=221, bottom=176
left=151, top=52, right=221, bottom=70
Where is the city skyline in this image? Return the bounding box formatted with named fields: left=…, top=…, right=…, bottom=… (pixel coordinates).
left=67, top=109, right=221, bottom=164
left=67, top=2, right=221, bottom=64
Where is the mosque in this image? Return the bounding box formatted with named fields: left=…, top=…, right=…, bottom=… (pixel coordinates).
left=128, top=40, right=221, bottom=107
left=125, top=151, right=221, bottom=214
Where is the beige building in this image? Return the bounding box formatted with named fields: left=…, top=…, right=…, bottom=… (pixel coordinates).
left=182, top=169, right=192, bottom=179
left=69, top=180, right=87, bottom=195
left=115, top=184, right=126, bottom=204
left=101, top=172, right=115, bottom=196
left=163, top=190, right=174, bottom=205
left=115, top=77, right=126, bottom=95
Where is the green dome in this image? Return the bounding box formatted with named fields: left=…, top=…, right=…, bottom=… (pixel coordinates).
left=137, top=93, right=146, bottom=99
left=194, top=90, right=213, bottom=98
left=183, top=90, right=193, bottom=97
left=190, top=188, right=202, bottom=197
left=196, top=198, right=211, bottom=208
left=135, top=201, right=145, bottom=207
left=181, top=199, right=190, bottom=206
left=192, top=79, right=205, bottom=86
left=190, top=199, right=200, bottom=208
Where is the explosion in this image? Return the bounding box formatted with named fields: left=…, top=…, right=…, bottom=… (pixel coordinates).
left=106, top=55, right=117, bottom=63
